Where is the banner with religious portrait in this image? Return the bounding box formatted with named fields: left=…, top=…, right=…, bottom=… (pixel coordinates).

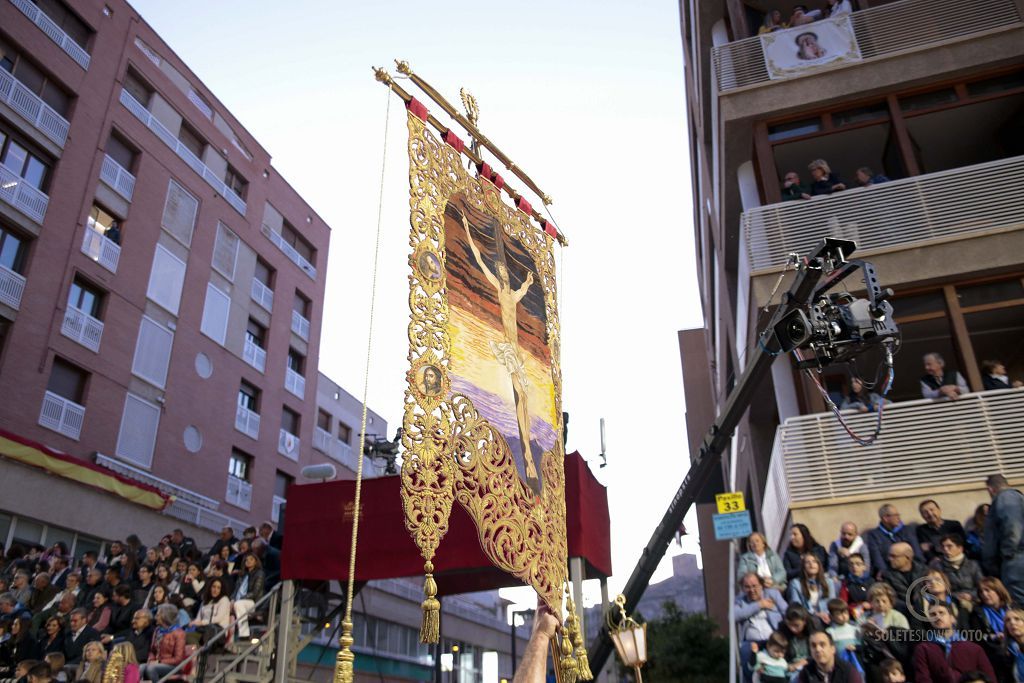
left=400, top=108, right=568, bottom=639
left=761, top=15, right=862, bottom=80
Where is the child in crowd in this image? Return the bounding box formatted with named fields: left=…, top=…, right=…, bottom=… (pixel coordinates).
left=753, top=631, right=790, bottom=683
left=826, top=598, right=863, bottom=674
left=878, top=659, right=906, bottom=682
left=840, top=553, right=872, bottom=619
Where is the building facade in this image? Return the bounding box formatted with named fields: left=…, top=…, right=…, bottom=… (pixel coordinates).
left=678, top=0, right=1024, bottom=634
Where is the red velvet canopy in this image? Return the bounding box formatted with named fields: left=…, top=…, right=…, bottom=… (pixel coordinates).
left=281, top=451, right=611, bottom=594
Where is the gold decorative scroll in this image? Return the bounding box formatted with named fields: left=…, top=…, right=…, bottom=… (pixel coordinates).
left=400, top=109, right=567, bottom=620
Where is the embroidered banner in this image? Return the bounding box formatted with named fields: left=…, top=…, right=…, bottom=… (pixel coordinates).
left=761, top=15, right=862, bottom=80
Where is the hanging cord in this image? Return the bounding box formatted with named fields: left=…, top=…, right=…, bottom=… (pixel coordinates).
left=334, top=84, right=392, bottom=683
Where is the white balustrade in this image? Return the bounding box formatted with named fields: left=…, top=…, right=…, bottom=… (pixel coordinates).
left=61, top=306, right=103, bottom=352
left=278, top=428, right=300, bottom=461
left=285, top=367, right=305, bottom=399
left=0, top=67, right=70, bottom=146
left=80, top=221, right=120, bottom=273
left=261, top=224, right=317, bottom=280
left=9, top=0, right=91, bottom=69
left=335, top=439, right=356, bottom=469
left=38, top=390, right=85, bottom=440
left=243, top=337, right=266, bottom=372
left=225, top=474, right=253, bottom=510
left=250, top=278, right=274, bottom=312
left=313, top=426, right=332, bottom=454
left=0, top=161, right=49, bottom=224
left=99, top=154, right=136, bottom=201
left=235, top=404, right=261, bottom=440
left=291, top=310, right=310, bottom=341
left=0, top=264, right=26, bottom=310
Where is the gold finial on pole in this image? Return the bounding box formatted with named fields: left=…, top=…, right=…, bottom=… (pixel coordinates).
left=460, top=89, right=479, bottom=127
left=395, top=59, right=413, bottom=76
left=373, top=67, right=393, bottom=86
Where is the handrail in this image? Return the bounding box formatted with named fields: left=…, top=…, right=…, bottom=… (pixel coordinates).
left=157, top=582, right=282, bottom=683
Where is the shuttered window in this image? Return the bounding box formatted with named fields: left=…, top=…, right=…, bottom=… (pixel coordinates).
left=146, top=245, right=186, bottom=315
left=131, top=316, right=173, bottom=388
left=212, top=223, right=239, bottom=281
left=161, top=180, right=198, bottom=247
left=200, top=283, right=230, bottom=345
left=115, top=393, right=160, bottom=468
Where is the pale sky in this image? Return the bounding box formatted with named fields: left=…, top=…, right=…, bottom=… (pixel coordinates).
left=130, top=0, right=706, bottom=609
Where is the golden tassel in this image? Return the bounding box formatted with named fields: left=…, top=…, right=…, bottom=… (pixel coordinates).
left=564, top=589, right=593, bottom=680
left=420, top=561, right=440, bottom=643
left=559, top=631, right=579, bottom=683
left=333, top=619, right=355, bottom=683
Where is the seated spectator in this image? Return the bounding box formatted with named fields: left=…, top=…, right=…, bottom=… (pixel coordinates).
left=865, top=504, right=923, bottom=575
left=912, top=602, right=994, bottom=681
left=970, top=577, right=1012, bottom=680
left=738, top=532, right=787, bottom=592
left=789, top=5, right=822, bottom=27
left=191, top=577, right=231, bottom=632
left=788, top=553, right=839, bottom=625
left=142, top=548, right=159, bottom=569
left=231, top=554, right=265, bottom=639
left=840, top=377, right=890, bottom=414
left=107, top=584, right=137, bottom=635
left=207, top=527, right=237, bottom=562
left=930, top=533, right=982, bottom=611
left=860, top=583, right=910, bottom=676
left=85, top=590, right=111, bottom=633
left=0, top=592, right=31, bottom=620
left=779, top=605, right=816, bottom=674
left=10, top=572, right=32, bottom=606
left=131, top=566, right=155, bottom=608
left=808, top=159, right=846, bottom=196
left=854, top=166, right=889, bottom=187
left=153, top=564, right=172, bottom=591
left=79, top=569, right=103, bottom=609
left=964, top=503, right=988, bottom=560
left=62, top=608, right=99, bottom=666
left=168, top=530, right=196, bottom=561
left=105, top=609, right=152, bottom=666
left=877, top=659, right=905, bottom=683
left=759, top=9, right=788, bottom=34
left=981, top=359, right=1023, bottom=391
left=74, top=641, right=105, bottom=683
left=39, top=616, right=65, bottom=657
left=829, top=522, right=871, bottom=580
left=783, top=524, right=828, bottom=583
left=911, top=568, right=967, bottom=631
left=48, top=558, right=70, bottom=592
left=826, top=0, right=853, bottom=18
left=839, top=553, right=872, bottom=619
left=752, top=630, right=790, bottom=683
left=140, top=604, right=185, bottom=682
left=26, top=575, right=56, bottom=614
left=9, top=659, right=38, bottom=683
left=735, top=572, right=787, bottom=683
left=921, top=352, right=969, bottom=400
left=781, top=171, right=811, bottom=201
left=30, top=591, right=75, bottom=636
left=257, top=522, right=283, bottom=551
left=797, top=631, right=862, bottom=683
left=42, top=653, right=65, bottom=683
left=1002, top=607, right=1024, bottom=682
left=177, top=563, right=204, bottom=611
left=0, top=616, right=36, bottom=678
left=881, top=542, right=927, bottom=619
left=251, top=539, right=280, bottom=589
left=917, top=498, right=967, bottom=562
left=825, top=598, right=862, bottom=673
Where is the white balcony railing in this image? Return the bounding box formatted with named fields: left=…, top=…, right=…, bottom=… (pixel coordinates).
left=744, top=155, right=1024, bottom=273
left=9, top=0, right=91, bottom=69
left=291, top=310, right=310, bottom=341
left=80, top=221, right=120, bottom=273
left=0, top=67, right=70, bottom=147
left=225, top=474, right=253, bottom=510
left=99, top=154, right=136, bottom=201
left=768, top=388, right=1024, bottom=509
left=712, top=0, right=1023, bottom=92
left=0, top=161, right=49, bottom=224
left=313, top=426, right=332, bottom=454
left=243, top=338, right=266, bottom=372
left=119, top=89, right=247, bottom=216
left=235, top=403, right=260, bottom=440
left=38, top=390, right=85, bottom=440
left=250, top=278, right=274, bottom=312
left=285, top=367, right=305, bottom=399
left=279, top=428, right=300, bottom=461
left=0, top=264, right=26, bottom=310
left=61, top=306, right=103, bottom=352
left=261, top=223, right=317, bottom=280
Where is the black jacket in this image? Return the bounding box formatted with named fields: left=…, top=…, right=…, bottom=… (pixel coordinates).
left=63, top=625, right=101, bottom=664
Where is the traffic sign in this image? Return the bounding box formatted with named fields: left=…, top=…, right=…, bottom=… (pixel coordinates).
left=715, top=492, right=745, bottom=514
left=712, top=510, right=752, bottom=540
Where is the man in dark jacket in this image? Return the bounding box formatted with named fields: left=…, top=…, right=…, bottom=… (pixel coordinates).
left=798, top=631, right=862, bottom=682
left=102, top=609, right=153, bottom=663
left=881, top=542, right=926, bottom=619
left=912, top=603, right=994, bottom=681
left=865, top=504, right=923, bottom=577
left=107, top=584, right=137, bottom=635
left=63, top=608, right=100, bottom=665
left=207, top=526, right=238, bottom=560
left=983, top=473, right=1024, bottom=604
left=916, top=499, right=966, bottom=562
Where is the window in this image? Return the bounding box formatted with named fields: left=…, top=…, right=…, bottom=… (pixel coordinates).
left=115, top=393, right=160, bottom=467
left=272, top=471, right=293, bottom=523
left=0, top=226, right=27, bottom=274
left=281, top=406, right=300, bottom=436
left=0, top=129, right=52, bottom=191
left=146, top=245, right=186, bottom=315
left=287, top=348, right=305, bottom=376
left=229, top=449, right=251, bottom=481
left=212, top=223, right=239, bottom=280
left=35, top=0, right=91, bottom=48
left=105, top=132, right=136, bottom=171
left=131, top=316, right=173, bottom=388
left=238, top=380, right=260, bottom=412
left=47, top=357, right=86, bottom=403
left=161, top=180, right=198, bottom=247
left=177, top=122, right=204, bottom=159
left=254, top=258, right=273, bottom=288
left=88, top=204, right=122, bottom=245
left=338, top=422, right=352, bottom=443
left=67, top=277, right=102, bottom=318
left=123, top=68, right=152, bottom=106
left=246, top=318, right=266, bottom=348
left=200, top=283, right=230, bottom=345
left=0, top=38, right=71, bottom=116
left=281, top=220, right=315, bottom=265
left=293, top=291, right=310, bottom=318
left=224, top=165, right=247, bottom=200
left=317, top=409, right=331, bottom=431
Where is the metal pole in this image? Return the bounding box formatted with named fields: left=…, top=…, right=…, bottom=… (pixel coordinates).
left=273, top=580, right=295, bottom=683
left=434, top=599, right=443, bottom=683
left=511, top=616, right=517, bottom=678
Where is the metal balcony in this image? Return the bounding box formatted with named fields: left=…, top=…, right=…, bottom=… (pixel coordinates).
left=278, top=428, right=300, bottom=461
left=285, top=367, right=305, bottom=399
left=712, top=0, right=1023, bottom=92
left=9, top=0, right=90, bottom=69
left=312, top=426, right=332, bottom=454
left=39, top=390, right=85, bottom=440
left=225, top=474, right=253, bottom=511
left=235, top=403, right=261, bottom=440
left=291, top=309, right=310, bottom=341
left=0, top=264, right=26, bottom=310
left=250, top=278, right=274, bottom=312
left=60, top=306, right=103, bottom=352
left=243, top=337, right=266, bottom=373
left=0, top=63, right=70, bottom=147
left=0, top=162, right=48, bottom=224
left=744, top=155, right=1024, bottom=273
left=261, top=223, right=316, bottom=280
left=99, top=154, right=136, bottom=201
left=80, top=221, right=120, bottom=273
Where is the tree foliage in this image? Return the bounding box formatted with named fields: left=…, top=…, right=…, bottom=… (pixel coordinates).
left=641, top=601, right=729, bottom=683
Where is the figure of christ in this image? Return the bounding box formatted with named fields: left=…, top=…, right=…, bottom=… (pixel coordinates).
left=460, top=213, right=538, bottom=481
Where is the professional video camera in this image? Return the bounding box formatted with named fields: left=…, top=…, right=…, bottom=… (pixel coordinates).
left=769, top=238, right=899, bottom=370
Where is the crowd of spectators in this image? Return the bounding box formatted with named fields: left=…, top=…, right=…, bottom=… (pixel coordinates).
left=736, top=474, right=1024, bottom=682
left=781, top=160, right=888, bottom=202
left=0, top=522, right=282, bottom=683
left=758, top=2, right=854, bottom=35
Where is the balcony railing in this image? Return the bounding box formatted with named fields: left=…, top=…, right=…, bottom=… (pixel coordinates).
left=0, top=67, right=70, bottom=147
left=766, top=388, right=1024, bottom=516
left=250, top=278, right=274, bottom=312
left=313, top=426, right=332, bottom=454
left=61, top=306, right=103, bottom=352
left=0, top=264, right=26, bottom=310
left=39, top=390, right=85, bottom=440
left=225, top=474, right=253, bottom=510
left=235, top=404, right=260, bottom=440
left=712, top=0, right=1023, bottom=92
left=9, top=0, right=91, bottom=69
left=285, top=367, right=305, bottom=399
left=291, top=310, right=310, bottom=341
left=0, top=161, right=49, bottom=224
left=243, top=338, right=266, bottom=372
left=279, top=428, right=300, bottom=461
left=261, top=223, right=317, bottom=280
left=81, top=221, right=120, bottom=273
left=119, top=89, right=247, bottom=216
left=99, top=154, right=136, bottom=201
left=744, top=155, right=1024, bottom=273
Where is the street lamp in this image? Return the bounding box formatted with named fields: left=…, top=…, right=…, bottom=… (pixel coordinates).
left=608, top=594, right=647, bottom=682
left=451, top=644, right=460, bottom=683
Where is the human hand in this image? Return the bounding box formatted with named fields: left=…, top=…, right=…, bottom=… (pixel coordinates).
left=801, top=193, right=811, bottom=200
left=532, top=599, right=560, bottom=643
left=763, top=577, right=775, bottom=587
left=838, top=547, right=850, bottom=557
left=1013, top=380, right=1023, bottom=388
left=832, top=183, right=846, bottom=191
left=750, top=642, right=760, bottom=653
left=759, top=598, right=776, bottom=609
left=940, top=385, right=960, bottom=399
left=857, top=405, right=868, bottom=413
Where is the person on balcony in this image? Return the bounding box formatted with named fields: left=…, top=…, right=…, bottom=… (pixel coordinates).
left=983, top=473, right=1024, bottom=605
left=781, top=171, right=812, bottom=201
left=736, top=572, right=788, bottom=683
left=826, top=0, right=853, bottom=18
left=920, top=352, right=969, bottom=400
left=854, top=167, right=889, bottom=187
left=784, top=524, right=829, bottom=583
left=759, top=9, right=788, bottom=34
left=738, top=531, right=788, bottom=592
left=829, top=522, right=871, bottom=580
left=917, top=499, right=966, bottom=562
left=981, top=360, right=1024, bottom=391
left=912, top=602, right=995, bottom=682
left=866, top=504, right=923, bottom=577
left=808, top=159, right=846, bottom=196
left=840, top=378, right=889, bottom=414
left=789, top=5, right=822, bottom=27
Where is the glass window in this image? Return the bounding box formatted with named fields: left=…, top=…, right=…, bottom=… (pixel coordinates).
left=281, top=407, right=299, bottom=435
left=967, top=71, right=1024, bottom=97
left=892, top=291, right=946, bottom=317
left=13, top=58, right=45, bottom=94
left=889, top=317, right=959, bottom=402
left=246, top=319, right=265, bottom=347
left=239, top=381, right=259, bottom=412
left=957, top=280, right=1024, bottom=309
left=178, top=123, right=204, bottom=159
left=287, top=349, right=305, bottom=375
left=35, top=0, right=91, bottom=48
left=0, top=228, right=26, bottom=273
left=68, top=278, right=101, bottom=317
left=767, top=118, right=822, bottom=142
left=317, top=410, right=331, bottom=430
left=964, top=304, right=1024, bottom=385
left=89, top=204, right=121, bottom=244
left=44, top=525, right=75, bottom=550
left=0, top=513, right=11, bottom=548
left=212, top=223, right=239, bottom=281
left=338, top=422, right=352, bottom=442
left=832, top=102, right=888, bottom=127
left=105, top=133, right=135, bottom=170
left=146, top=245, right=186, bottom=315
left=2, top=141, right=29, bottom=177
left=293, top=291, right=309, bottom=316
left=254, top=258, right=272, bottom=287
left=899, top=88, right=958, bottom=112
left=12, top=517, right=44, bottom=545
left=229, top=449, right=251, bottom=481
left=123, top=70, right=152, bottom=107
left=47, top=357, right=87, bottom=402
left=22, top=156, right=48, bottom=191
left=225, top=166, right=247, bottom=199
left=274, top=471, right=292, bottom=498
left=131, top=316, right=174, bottom=388
left=73, top=536, right=101, bottom=560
